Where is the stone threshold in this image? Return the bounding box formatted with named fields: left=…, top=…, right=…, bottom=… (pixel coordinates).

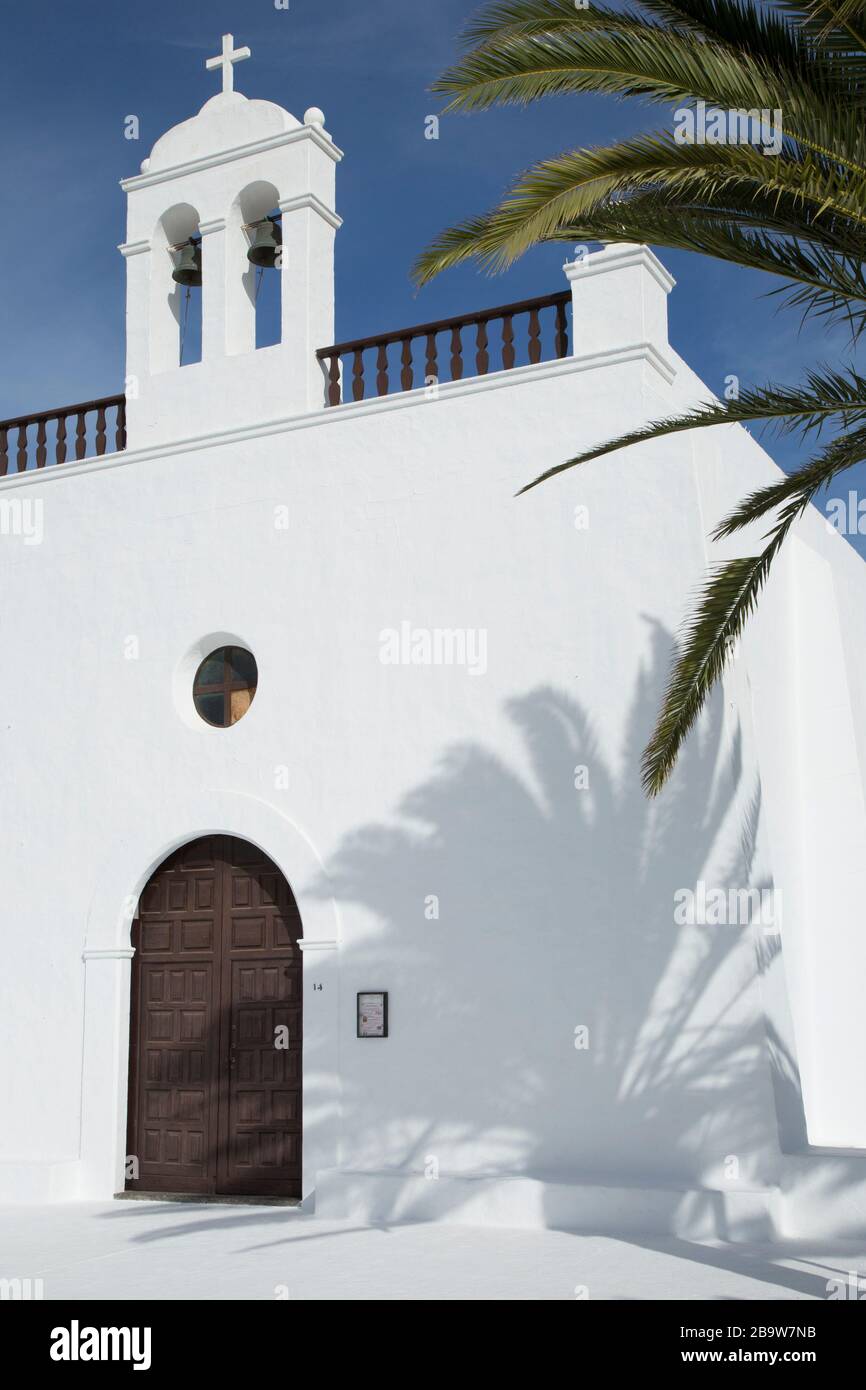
left=115, top=1191, right=301, bottom=1207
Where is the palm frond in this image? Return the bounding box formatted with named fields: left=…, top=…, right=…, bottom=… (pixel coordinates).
left=414, top=193, right=866, bottom=317
left=642, top=411, right=866, bottom=795
left=432, top=28, right=796, bottom=115
left=713, top=423, right=866, bottom=535
left=642, top=534, right=786, bottom=794
left=552, top=198, right=866, bottom=335
left=517, top=368, right=866, bottom=495
left=778, top=0, right=866, bottom=69
left=413, top=133, right=866, bottom=289
left=635, top=0, right=853, bottom=87
left=461, top=0, right=650, bottom=45
left=420, top=0, right=866, bottom=793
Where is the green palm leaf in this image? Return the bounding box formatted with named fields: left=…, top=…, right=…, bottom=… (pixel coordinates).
left=412, top=134, right=866, bottom=286
left=714, top=423, right=866, bottom=535
left=518, top=368, right=866, bottom=494
left=433, top=28, right=795, bottom=114
left=644, top=425, right=866, bottom=794
left=418, top=0, right=866, bottom=792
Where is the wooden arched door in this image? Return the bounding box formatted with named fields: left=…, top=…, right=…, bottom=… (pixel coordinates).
left=125, top=835, right=302, bottom=1197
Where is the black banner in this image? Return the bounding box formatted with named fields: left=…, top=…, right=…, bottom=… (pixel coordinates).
left=5, top=1297, right=862, bottom=1372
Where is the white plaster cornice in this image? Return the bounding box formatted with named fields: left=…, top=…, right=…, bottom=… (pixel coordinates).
left=198, top=217, right=227, bottom=236
left=278, top=194, right=343, bottom=231
left=120, top=125, right=343, bottom=193
left=0, top=344, right=676, bottom=493
left=564, top=244, right=676, bottom=295
left=298, top=939, right=338, bottom=952
left=82, top=948, right=136, bottom=961
left=118, top=238, right=151, bottom=258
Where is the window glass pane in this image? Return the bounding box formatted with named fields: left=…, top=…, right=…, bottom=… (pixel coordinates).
left=195, top=691, right=226, bottom=727
left=228, top=647, right=257, bottom=684
left=229, top=688, right=255, bottom=725
left=196, top=654, right=225, bottom=687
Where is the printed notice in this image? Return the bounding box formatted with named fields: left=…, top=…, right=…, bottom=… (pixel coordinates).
left=357, top=991, right=388, bottom=1037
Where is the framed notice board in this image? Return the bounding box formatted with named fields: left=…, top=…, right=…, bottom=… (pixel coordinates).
left=357, top=991, right=388, bottom=1038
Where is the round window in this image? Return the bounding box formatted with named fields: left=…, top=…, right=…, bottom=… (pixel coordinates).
left=193, top=646, right=258, bottom=727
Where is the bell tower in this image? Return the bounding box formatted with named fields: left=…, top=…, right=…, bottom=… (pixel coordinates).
left=118, top=34, right=342, bottom=449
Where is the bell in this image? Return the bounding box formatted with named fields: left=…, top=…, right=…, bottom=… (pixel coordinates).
left=172, top=240, right=202, bottom=287
left=247, top=217, right=282, bottom=268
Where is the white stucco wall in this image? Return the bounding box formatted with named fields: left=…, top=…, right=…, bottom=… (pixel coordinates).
left=0, top=332, right=787, bottom=1209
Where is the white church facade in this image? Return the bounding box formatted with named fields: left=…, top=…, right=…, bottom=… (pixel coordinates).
left=3, top=37, right=866, bottom=1241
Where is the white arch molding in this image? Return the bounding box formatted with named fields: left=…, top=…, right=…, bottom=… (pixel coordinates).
left=79, top=791, right=341, bottom=1200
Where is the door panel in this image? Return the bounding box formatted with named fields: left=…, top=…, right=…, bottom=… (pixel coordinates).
left=216, top=959, right=302, bottom=1194
left=126, top=836, right=302, bottom=1197
left=137, top=958, right=217, bottom=1188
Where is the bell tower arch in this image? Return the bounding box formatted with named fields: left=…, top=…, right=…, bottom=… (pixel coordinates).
left=118, top=34, right=342, bottom=449
left=228, top=179, right=282, bottom=356
left=149, top=202, right=201, bottom=372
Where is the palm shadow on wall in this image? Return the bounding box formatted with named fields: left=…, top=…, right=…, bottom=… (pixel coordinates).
left=315, top=619, right=804, bottom=1225
left=104, top=623, right=857, bottom=1299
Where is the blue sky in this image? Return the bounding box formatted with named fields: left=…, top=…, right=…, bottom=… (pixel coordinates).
left=1, top=0, right=863, bottom=552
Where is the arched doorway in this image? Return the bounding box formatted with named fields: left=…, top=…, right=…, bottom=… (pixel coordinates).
left=125, top=835, right=303, bottom=1197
